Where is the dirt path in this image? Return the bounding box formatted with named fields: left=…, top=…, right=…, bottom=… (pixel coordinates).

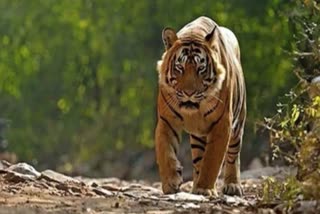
left=0, top=161, right=316, bottom=213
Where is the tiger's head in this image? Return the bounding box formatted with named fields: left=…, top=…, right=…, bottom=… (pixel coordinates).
left=157, top=26, right=226, bottom=111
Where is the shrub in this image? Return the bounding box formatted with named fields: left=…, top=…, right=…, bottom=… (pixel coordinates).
left=263, top=0, right=320, bottom=201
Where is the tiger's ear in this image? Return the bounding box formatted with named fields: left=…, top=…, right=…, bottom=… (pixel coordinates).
left=162, top=27, right=178, bottom=50
left=205, top=26, right=218, bottom=45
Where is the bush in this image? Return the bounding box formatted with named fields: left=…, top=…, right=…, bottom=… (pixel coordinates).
left=264, top=0, right=320, bottom=201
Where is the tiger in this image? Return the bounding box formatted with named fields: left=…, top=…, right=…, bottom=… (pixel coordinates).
left=155, top=16, right=246, bottom=197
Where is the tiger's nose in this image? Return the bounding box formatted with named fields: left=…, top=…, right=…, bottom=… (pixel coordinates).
left=184, top=90, right=196, bottom=97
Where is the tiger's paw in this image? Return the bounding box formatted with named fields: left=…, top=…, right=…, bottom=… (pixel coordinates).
left=222, top=183, right=243, bottom=196
left=161, top=168, right=183, bottom=194
left=192, top=187, right=218, bottom=197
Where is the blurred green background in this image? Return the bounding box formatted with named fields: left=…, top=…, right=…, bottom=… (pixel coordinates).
left=0, top=0, right=296, bottom=179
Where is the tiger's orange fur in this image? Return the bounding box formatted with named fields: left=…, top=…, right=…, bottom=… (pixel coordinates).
left=155, top=16, right=246, bottom=196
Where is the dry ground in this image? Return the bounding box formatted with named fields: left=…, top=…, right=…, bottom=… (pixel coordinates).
left=0, top=161, right=318, bottom=213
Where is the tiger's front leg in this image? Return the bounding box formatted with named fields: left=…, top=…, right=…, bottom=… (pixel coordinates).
left=155, top=116, right=183, bottom=194
left=192, top=114, right=231, bottom=197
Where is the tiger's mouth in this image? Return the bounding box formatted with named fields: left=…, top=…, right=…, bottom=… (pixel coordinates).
left=179, top=101, right=200, bottom=109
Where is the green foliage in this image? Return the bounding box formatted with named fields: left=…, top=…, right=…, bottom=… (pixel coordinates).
left=0, top=0, right=294, bottom=170
left=264, top=0, right=320, bottom=202
left=262, top=176, right=302, bottom=207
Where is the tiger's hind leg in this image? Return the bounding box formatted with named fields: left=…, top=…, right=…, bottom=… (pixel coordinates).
left=222, top=132, right=243, bottom=196
left=189, top=135, right=206, bottom=185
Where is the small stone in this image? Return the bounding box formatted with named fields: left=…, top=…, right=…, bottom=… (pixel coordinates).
left=123, top=192, right=138, bottom=198
left=55, top=183, right=69, bottom=191
left=258, top=208, right=276, bottom=214
left=7, top=162, right=41, bottom=179
left=41, top=170, right=81, bottom=184
left=224, top=195, right=236, bottom=204
left=167, top=192, right=209, bottom=202
left=0, top=160, right=11, bottom=170
left=4, top=171, right=35, bottom=182
left=85, top=192, right=95, bottom=197
left=180, top=181, right=193, bottom=192
left=91, top=182, right=98, bottom=187
left=120, top=183, right=142, bottom=191
left=145, top=195, right=160, bottom=201
left=181, top=202, right=200, bottom=209
left=222, top=195, right=249, bottom=206
left=141, top=186, right=163, bottom=195
left=92, top=187, right=113, bottom=197
left=102, top=184, right=120, bottom=191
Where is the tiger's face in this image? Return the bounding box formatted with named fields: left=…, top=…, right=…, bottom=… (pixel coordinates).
left=158, top=27, right=225, bottom=111
left=167, top=44, right=215, bottom=109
